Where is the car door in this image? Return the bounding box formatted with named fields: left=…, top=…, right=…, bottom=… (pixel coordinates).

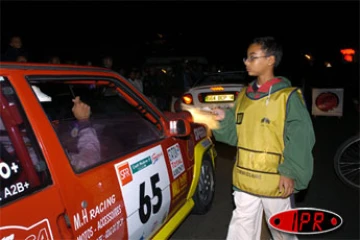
left=0, top=75, right=69, bottom=239
left=25, top=73, right=193, bottom=240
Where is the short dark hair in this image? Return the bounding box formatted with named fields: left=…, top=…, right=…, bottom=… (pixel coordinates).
left=251, top=36, right=283, bottom=67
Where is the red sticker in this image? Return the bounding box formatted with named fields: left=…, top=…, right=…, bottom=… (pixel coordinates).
left=117, top=163, right=133, bottom=186
left=315, top=92, right=339, bottom=112
left=0, top=219, right=53, bottom=240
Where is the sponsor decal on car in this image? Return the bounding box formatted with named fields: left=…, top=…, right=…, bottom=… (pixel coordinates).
left=201, top=139, right=211, bottom=149
left=72, top=194, right=124, bottom=239
left=167, top=143, right=185, bottom=179
left=0, top=219, right=54, bottom=240
left=194, top=127, right=207, bottom=141
left=114, top=145, right=171, bottom=240
left=117, top=162, right=133, bottom=187
left=171, top=172, right=188, bottom=198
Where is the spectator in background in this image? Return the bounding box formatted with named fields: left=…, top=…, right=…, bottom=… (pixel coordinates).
left=102, top=56, right=113, bottom=69
left=142, top=67, right=157, bottom=105
left=128, top=69, right=143, bottom=93
left=135, top=71, right=144, bottom=93
left=2, top=35, right=28, bottom=61
left=118, top=67, right=126, bottom=77
left=48, top=56, right=61, bottom=64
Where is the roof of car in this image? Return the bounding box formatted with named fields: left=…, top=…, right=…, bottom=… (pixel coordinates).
left=0, top=62, right=114, bottom=74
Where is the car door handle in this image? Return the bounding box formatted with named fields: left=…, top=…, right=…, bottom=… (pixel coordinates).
left=57, top=211, right=74, bottom=239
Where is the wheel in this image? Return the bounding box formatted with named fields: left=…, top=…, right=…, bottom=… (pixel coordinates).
left=334, top=135, right=360, bottom=189
left=192, top=155, right=215, bottom=214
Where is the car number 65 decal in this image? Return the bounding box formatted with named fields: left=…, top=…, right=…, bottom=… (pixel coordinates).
left=139, top=173, right=162, bottom=223
left=115, top=145, right=171, bottom=240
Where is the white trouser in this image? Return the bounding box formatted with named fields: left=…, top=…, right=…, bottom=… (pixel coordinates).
left=226, top=191, right=298, bottom=240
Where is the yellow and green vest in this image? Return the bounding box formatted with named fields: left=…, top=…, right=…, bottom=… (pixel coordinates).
left=233, top=87, right=304, bottom=197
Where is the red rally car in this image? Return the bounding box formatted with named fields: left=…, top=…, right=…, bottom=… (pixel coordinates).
left=0, top=63, right=217, bottom=240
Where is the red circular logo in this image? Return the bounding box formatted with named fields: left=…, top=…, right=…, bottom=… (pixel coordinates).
left=315, top=92, right=339, bottom=112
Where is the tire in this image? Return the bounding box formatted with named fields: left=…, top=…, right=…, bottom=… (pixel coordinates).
left=192, top=155, right=215, bottom=214
left=334, top=135, right=360, bottom=189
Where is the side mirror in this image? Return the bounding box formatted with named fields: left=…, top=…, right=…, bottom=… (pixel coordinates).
left=169, top=119, right=191, bottom=137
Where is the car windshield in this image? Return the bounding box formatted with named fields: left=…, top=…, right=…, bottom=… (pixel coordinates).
left=194, top=71, right=247, bottom=87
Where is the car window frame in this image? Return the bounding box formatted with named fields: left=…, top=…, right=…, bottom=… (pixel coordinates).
left=26, top=74, right=167, bottom=173
left=0, top=76, right=53, bottom=207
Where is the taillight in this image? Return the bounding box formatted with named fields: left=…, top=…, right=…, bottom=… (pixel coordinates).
left=182, top=94, right=193, bottom=104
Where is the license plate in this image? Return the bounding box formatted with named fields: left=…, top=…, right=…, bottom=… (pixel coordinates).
left=204, top=94, right=234, bottom=102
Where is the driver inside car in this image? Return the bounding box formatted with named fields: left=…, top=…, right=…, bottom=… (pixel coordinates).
left=32, top=85, right=101, bottom=171
left=67, top=96, right=101, bottom=171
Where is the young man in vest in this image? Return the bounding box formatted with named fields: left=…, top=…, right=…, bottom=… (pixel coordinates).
left=212, top=36, right=315, bottom=240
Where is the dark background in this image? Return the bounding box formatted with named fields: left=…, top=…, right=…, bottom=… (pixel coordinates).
left=1, top=1, right=359, bottom=71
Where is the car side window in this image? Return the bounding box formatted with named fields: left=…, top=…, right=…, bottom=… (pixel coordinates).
left=0, top=77, right=52, bottom=206
left=31, top=77, right=164, bottom=173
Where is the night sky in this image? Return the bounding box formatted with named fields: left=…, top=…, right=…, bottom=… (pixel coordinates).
left=1, top=1, right=359, bottom=70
